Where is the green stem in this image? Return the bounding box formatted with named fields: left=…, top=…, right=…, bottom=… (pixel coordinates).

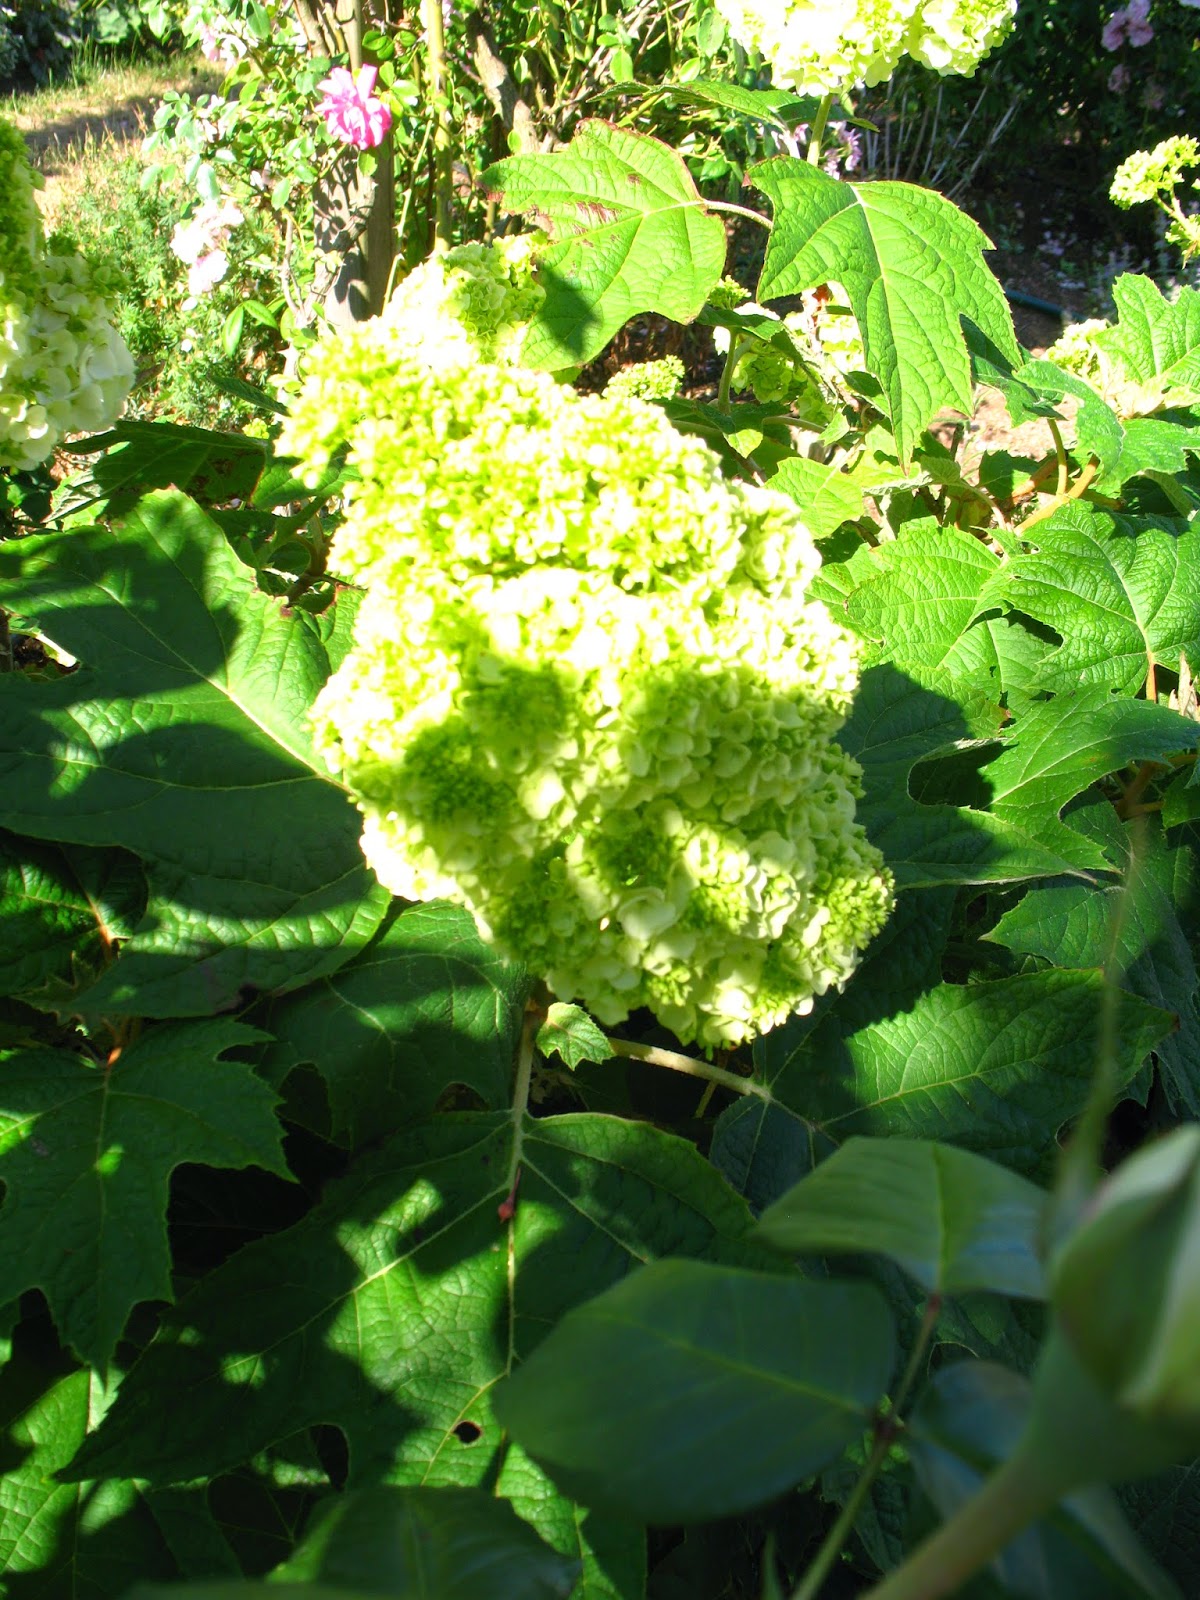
left=704, top=198, right=773, bottom=229
left=717, top=334, right=745, bottom=413
left=421, top=0, right=453, bottom=251
left=790, top=1295, right=942, bottom=1600
left=860, top=1449, right=1059, bottom=1600
left=1047, top=418, right=1069, bottom=499
left=606, top=1036, right=770, bottom=1100
left=807, top=95, right=834, bottom=167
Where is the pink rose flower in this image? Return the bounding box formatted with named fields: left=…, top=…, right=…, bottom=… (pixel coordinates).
left=315, top=64, right=392, bottom=149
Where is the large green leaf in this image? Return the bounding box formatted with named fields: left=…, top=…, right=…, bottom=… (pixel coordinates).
left=979, top=691, right=1200, bottom=870
left=838, top=666, right=1097, bottom=888
left=258, top=902, right=526, bottom=1149
left=748, top=159, right=1017, bottom=461
left=986, top=505, right=1200, bottom=694
left=715, top=889, right=954, bottom=1213
left=988, top=821, right=1200, bottom=1115
left=839, top=520, right=1003, bottom=689
left=0, top=1358, right=176, bottom=1596
left=0, top=1019, right=288, bottom=1368
left=68, top=1112, right=765, bottom=1596
left=495, top=1261, right=893, bottom=1523
left=0, top=492, right=388, bottom=1015
left=756, top=1138, right=1047, bottom=1300
left=482, top=122, right=726, bottom=369
left=1094, top=275, right=1200, bottom=400
left=766, top=457, right=867, bottom=543
left=757, top=970, right=1171, bottom=1173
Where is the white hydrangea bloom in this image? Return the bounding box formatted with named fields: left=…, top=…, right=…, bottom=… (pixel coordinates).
left=0, top=120, right=133, bottom=472
left=281, top=242, right=893, bottom=1048
left=715, top=0, right=1015, bottom=94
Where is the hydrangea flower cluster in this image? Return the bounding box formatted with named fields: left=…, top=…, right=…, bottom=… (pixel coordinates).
left=714, top=0, right=1016, bottom=94
left=0, top=120, right=133, bottom=471
left=1110, top=135, right=1199, bottom=208
left=605, top=355, right=686, bottom=401
left=281, top=243, right=892, bottom=1048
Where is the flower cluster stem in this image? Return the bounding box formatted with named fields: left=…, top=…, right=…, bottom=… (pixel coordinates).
left=606, top=1036, right=770, bottom=1099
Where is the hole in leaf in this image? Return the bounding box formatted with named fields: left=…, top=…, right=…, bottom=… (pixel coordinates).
left=453, top=1420, right=483, bottom=1444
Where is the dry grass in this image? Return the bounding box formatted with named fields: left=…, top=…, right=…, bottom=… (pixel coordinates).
left=6, top=54, right=219, bottom=227
left=7, top=54, right=219, bottom=173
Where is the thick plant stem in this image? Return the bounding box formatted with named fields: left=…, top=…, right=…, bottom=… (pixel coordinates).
left=860, top=1450, right=1058, bottom=1600
left=607, top=1037, right=770, bottom=1100
left=422, top=0, right=454, bottom=251
left=807, top=95, right=834, bottom=166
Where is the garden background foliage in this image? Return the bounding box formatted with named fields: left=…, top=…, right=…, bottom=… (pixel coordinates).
left=2, top=8, right=1200, bottom=1599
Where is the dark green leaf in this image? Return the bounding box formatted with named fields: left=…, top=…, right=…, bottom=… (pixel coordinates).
left=0, top=835, right=143, bottom=1000
left=273, top=1486, right=577, bottom=1598
left=496, top=1261, right=893, bottom=1522
left=67, top=1112, right=764, bottom=1590
left=56, top=420, right=267, bottom=519
left=0, top=493, right=388, bottom=1014
left=258, top=902, right=526, bottom=1148
left=0, top=1019, right=288, bottom=1367
left=988, top=821, right=1200, bottom=1114
left=0, top=1357, right=176, bottom=1594
left=757, top=1138, right=1047, bottom=1299
left=762, top=970, right=1171, bottom=1173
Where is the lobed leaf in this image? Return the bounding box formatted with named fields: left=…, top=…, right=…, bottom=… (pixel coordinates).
left=0, top=491, right=388, bottom=1014
left=985, top=505, right=1200, bottom=696
left=748, top=159, right=1017, bottom=462
left=0, top=1019, right=288, bottom=1368
left=482, top=122, right=726, bottom=369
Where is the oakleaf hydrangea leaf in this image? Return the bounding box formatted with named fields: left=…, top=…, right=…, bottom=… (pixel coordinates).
left=272, top=1486, right=578, bottom=1599
left=67, top=1113, right=765, bottom=1588
left=0, top=492, right=388, bottom=1015
left=537, top=1004, right=613, bottom=1072
left=988, top=821, right=1200, bottom=1117
left=749, top=159, right=1017, bottom=461
left=761, top=969, right=1172, bottom=1173
left=988, top=504, right=1200, bottom=695
left=258, top=901, right=527, bottom=1149
left=981, top=690, right=1200, bottom=869
left=839, top=520, right=1003, bottom=691
left=0, top=1019, right=288, bottom=1368
left=1094, top=275, right=1200, bottom=400
left=482, top=122, right=727, bottom=369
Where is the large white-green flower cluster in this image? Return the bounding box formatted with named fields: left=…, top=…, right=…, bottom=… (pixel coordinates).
left=0, top=120, right=133, bottom=471
left=714, top=0, right=1015, bottom=94
left=282, top=243, right=893, bottom=1048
